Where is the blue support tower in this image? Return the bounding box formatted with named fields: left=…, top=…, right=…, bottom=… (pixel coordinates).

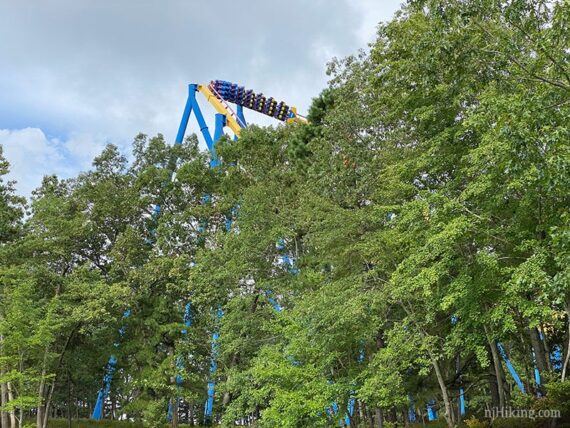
left=94, top=81, right=304, bottom=422
left=92, top=84, right=212, bottom=421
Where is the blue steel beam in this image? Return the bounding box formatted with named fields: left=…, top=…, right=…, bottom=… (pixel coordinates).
left=427, top=400, right=438, bottom=421
left=532, top=349, right=542, bottom=397
left=497, top=342, right=526, bottom=393
left=92, top=355, right=117, bottom=420
left=204, top=308, right=223, bottom=424
left=408, top=395, right=417, bottom=423
left=92, top=310, right=131, bottom=420
left=236, top=104, right=247, bottom=128
left=175, top=87, right=194, bottom=145
left=189, top=84, right=214, bottom=152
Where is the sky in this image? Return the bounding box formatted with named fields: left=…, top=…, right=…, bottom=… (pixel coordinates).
left=0, top=0, right=402, bottom=197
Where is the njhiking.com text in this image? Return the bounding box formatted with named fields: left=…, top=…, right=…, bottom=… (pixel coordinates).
left=485, top=407, right=561, bottom=420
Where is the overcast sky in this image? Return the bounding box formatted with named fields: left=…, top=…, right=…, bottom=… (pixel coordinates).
left=0, top=0, right=402, bottom=196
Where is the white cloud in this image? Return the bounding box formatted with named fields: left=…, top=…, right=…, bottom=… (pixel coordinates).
left=348, top=0, right=403, bottom=45
left=0, top=0, right=402, bottom=197
left=0, top=128, right=107, bottom=197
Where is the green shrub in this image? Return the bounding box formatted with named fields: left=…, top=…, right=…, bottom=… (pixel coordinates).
left=544, top=380, right=570, bottom=414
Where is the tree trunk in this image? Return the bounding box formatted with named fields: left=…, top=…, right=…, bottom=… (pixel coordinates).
left=67, top=372, right=72, bottom=428
left=41, top=327, right=76, bottom=428
left=0, top=337, right=8, bottom=428
left=222, top=353, right=238, bottom=408
left=189, top=402, right=194, bottom=426
left=562, top=304, right=570, bottom=381
left=170, top=397, right=179, bottom=428
left=358, top=400, right=365, bottom=425
left=540, top=327, right=553, bottom=371
left=6, top=383, right=15, bottom=428
left=36, top=351, right=48, bottom=428
left=42, top=379, right=57, bottom=428
left=169, top=343, right=178, bottom=428
left=487, top=335, right=505, bottom=409
left=431, top=357, right=455, bottom=428
left=223, top=294, right=259, bottom=409
left=488, top=365, right=500, bottom=407
left=111, top=394, right=116, bottom=420
left=374, top=408, right=384, bottom=428
left=6, top=382, right=18, bottom=428
left=0, top=369, right=9, bottom=428
left=529, top=327, right=548, bottom=379
left=365, top=406, right=374, bottom=428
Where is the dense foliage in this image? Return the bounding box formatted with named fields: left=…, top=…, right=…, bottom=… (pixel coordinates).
left=1, top=1, right=570, bottom=427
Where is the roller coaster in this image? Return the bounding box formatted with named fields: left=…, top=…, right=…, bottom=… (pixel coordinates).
left=184, top=80, right=306, bottom=138
left=91, top=80, right=306, bottom=425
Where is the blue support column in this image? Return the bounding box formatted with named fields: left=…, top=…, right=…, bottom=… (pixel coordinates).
left=344, top=348, right=365, bottom=426
left=92, top=309, right=131, bottom=420
left=92, top=355, right=117, bottom=420
left=189, top=84, right=214, bottom=152
left=427, top=400, right=438, bottom=421
left=533, top=331, right=545, bottom=397
left=408, top=395, right=417, bottom=423
left=532, top=350, right=542, bottom=397
left=236, top=104, right=247, bottom=128
left=497, top=342, right=526, bottom=393
left=551, top=344, right=563, bottom=370
left=176, top=304, right=193, bottom=384
left=345, top=400, right=355, bottom=426
left=175, top=86, right=194, bottom=145
left=210, top=114, right=226, bottom=168
left=450, top=315, right=466, bottom=418
left=204, top=308, right=223, bottom=424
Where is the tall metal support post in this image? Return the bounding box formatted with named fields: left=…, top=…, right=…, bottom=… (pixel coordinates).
left=427, top=400, right=438, bottom=421
left=92, top=356, right=117, bottom=420
left=236, top=104, right=247, bottom=128
left=497, top=342, right=526, bottom=393
left=92, top=310, right=130, bottom=420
